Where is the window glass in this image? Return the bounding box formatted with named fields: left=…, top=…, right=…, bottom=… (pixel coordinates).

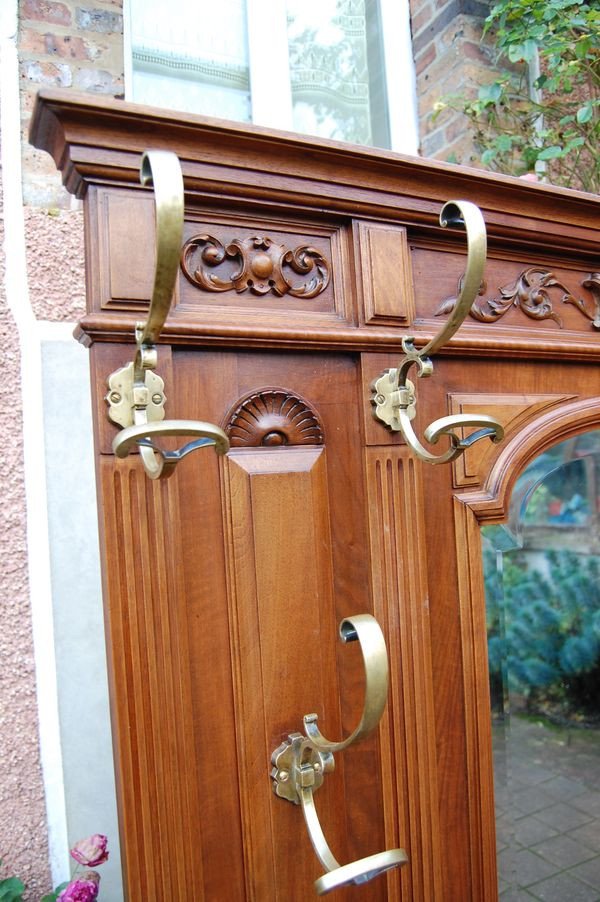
left=285, top=0, right=390, bottom=146
left=129, top=0, right=251, bottom=121
left=483, top=432, right=600, bottom=897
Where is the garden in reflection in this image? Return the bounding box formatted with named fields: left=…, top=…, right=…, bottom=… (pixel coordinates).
left=483, top=432, right=600, bottom=900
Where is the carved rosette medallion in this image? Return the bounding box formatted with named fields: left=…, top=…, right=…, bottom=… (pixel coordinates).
left=181, top=234, right=330, bottom=298
left=225, top=389, right=324, bottom=447
left=437, top=269, right=600, bottom=329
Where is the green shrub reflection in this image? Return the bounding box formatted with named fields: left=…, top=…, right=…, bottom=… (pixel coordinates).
left=485, top=549, right=600, bottom=723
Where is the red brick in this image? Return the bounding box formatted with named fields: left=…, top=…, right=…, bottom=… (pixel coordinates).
left=411, top=1, right=435, bottom=37
left=444, top=111, right=469, bottom=144
left=44, top=33, right=93, bottom=59
left=18, top=27, right=47, bottom=55
left=415, top=42, right=436, bottom=76
left=462, top=40, right=489, bottom=63
left=20, top=59, right=72, bottom=86
left=21, top=0, right=71, bottom=26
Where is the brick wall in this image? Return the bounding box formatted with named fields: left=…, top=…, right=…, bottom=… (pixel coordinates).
left=19, top=0, right=124, bottom=209
left=18, top=1, right=124, bottom=328
left=410, top=0, right=496, bottom=164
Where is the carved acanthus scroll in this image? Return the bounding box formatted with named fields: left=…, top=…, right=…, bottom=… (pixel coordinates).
left=181, top=234, right=330, bottom=298
left=437, top=269, right=600, bottom=329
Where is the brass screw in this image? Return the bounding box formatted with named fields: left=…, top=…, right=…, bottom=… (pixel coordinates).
left=278, top=770, right=289, bottom=782
left=375, top=394, right=386, bottom=405
left=109, top=391, right=121, bottom=404
left=152, top=393, right=163, bottom=405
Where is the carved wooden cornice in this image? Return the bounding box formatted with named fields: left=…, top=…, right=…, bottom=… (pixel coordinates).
left=29, top=89, right=600, bottom=260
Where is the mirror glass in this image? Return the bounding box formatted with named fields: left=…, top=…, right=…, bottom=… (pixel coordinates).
left=483, top=432, right=600, bottom=899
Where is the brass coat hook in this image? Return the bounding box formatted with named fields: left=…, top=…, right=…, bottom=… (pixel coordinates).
left=106, top=150, right=229, bottom=478
left=371, top=200, right=504, bottom=464
left=271, top=614, right=407, bottom=895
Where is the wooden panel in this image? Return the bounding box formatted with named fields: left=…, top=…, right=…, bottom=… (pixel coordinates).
left=365, top=447, right=442, bottom=901
left=452, top=497, right=498, bottom=902
left=34, top=90, right=600, bottom=902
left=179, top=219, right=337, bottom=315
left=91, top=186, right=354, bottom=331
left=411, top=246, right=600, bottom=338
left=220, top=446, right=344, bottom=901
left=357, top=222, right=415, bottom=326
left=449, top=392, right=576, bottom=487
left=107, top=192, right=155, bottom=304
left=99, top=459, right=204, bottom=900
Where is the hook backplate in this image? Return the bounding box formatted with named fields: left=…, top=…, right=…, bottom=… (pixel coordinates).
left=106, top=362, right=166, bottom=429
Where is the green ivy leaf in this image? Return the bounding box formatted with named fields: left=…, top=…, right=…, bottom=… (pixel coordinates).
left=481, top=149, right=498, bottom=166
left=577, top=103, right=593, bottom=124
left=478, top=82, right=504, bottom=104
left=537, top=145, right=564, bottom=160
left=496, top=134, right=515, bottom=151
left=508, top=39, right=538, bottom=61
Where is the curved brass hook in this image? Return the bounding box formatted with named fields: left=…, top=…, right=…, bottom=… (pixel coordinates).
left=106, top=150, right=230, bottom=478
left=137, top=150, right=185, bottom=350
left=271, top=614, right=407, bottom=894
left=113, top=419, right=230, bottom=479
left=371, top=199, right=504, bottom=464
left=303, top=614, right=388, bottom=754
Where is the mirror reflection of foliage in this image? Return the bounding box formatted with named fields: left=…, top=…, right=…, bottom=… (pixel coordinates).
left=485, top=549, right=600, bottom=721
left=434, top=0, right=600, bottom=191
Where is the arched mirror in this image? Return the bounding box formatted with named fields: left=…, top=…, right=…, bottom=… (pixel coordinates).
left=483, top=432, right=600, bottom=898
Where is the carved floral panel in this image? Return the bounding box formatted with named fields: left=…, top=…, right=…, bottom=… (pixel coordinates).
left=181, top=234, right=330, bottom=299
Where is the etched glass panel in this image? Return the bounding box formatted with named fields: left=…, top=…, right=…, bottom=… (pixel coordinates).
left=285, top=0, right=390, bottom=146
left=129, top=0, right=251, bottom=121
left=484, top=433, right=600, bottom=899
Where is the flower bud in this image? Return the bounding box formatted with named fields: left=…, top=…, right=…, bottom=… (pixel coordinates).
left=70, top=835, right=109, bottom=868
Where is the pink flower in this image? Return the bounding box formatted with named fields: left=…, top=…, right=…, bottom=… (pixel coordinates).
left=70, top=834, right=109, bottom=867
left=57, top=872, right=100, bottom=901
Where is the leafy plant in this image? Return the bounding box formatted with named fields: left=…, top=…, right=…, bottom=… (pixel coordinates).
left=435, top=0, right=600, bottom=191
left=0, top=835, right=108, bottom=902
left=486, top=549, right=600, bottom=720
left=0, top=871, right=25, bottom=902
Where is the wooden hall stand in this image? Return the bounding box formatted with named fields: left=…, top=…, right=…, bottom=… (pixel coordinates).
left=30, top=89, right=600, bottom=901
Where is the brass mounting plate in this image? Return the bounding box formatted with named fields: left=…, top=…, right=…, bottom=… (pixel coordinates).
left=106, top=362, right=166, bottom=429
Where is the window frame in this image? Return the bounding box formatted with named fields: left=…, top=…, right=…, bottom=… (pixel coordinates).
left=123, top=0, right=419, bottom=155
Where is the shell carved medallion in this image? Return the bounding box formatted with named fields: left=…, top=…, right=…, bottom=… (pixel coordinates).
left=225, top=389, right=324, bottom=447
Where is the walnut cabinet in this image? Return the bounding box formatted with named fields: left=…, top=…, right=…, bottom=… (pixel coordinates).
left=31, top=90, right=600, bottom=901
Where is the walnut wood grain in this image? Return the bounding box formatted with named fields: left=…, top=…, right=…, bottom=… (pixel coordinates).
left=365, top=447, right=442, bottom=901
left=357, top=222, right=415, bottom=326
left=34, top=88, right=600, bottom=902
left=220, top=447, right=341, bottom=900
left=448, top=392, right=576, bottom=487
left=30, top=90, right=600, bottom=261
left=99, top=460, right=204, bottom=899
